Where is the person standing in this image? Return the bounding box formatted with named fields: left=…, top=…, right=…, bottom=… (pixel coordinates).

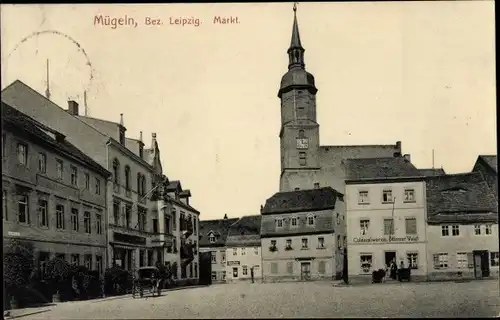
left=250, top=267, right=255, bottom=283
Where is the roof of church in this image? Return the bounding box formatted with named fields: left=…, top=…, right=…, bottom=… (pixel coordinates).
left=199, top=217, right=239, bottom=247
left=262, top=187, right=341, bottom=215
left=2, top=102, right=110, bottom=177
left=426, top=172, right=498, bottom=224
left=418, top=168, right=446, bottom=176
left=226, top=215, right=262, bottom=247
left=344, top=157, right=423, bottom=181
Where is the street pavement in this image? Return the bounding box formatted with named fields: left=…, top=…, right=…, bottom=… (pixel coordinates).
left=13, top=279, right=500, bottom=319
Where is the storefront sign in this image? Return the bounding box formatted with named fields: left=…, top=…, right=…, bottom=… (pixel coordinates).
left=353, top=235, right=419, bottom=243
left=8, top=231, right=20, bottom=237
left=227, top=261, right=240, bottom=266
left=113, top=232, right=146, bottom=245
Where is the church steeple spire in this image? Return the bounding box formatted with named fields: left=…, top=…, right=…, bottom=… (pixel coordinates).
left=288, top=3, right=305, bottom=70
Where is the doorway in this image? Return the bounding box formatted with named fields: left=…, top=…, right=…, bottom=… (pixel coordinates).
left=300, top=262, right=311, bottom=281
left=473, top=250, right=490, bottom=279
left=384, top=251, right=396, bottom=268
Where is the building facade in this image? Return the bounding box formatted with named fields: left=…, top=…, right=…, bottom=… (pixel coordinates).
left=344, top=157, right=428, bottom=281
left=260, top=187, right=345, bottom=282
left=472, top=155, right=497, bottom=199
left=426, top=172, right=498, bottom=280
left=199, top=215, right=239, bottom=283
left=2, top=102, right=110, bottom=274
left=225, top=215, right=262, bottom=283
left=277, top=9, right=403, bottom=195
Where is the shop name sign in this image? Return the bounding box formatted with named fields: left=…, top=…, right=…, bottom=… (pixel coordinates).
left=227, top=261, right=240, bottom=266
left=353, top=236, right=419, bottom=243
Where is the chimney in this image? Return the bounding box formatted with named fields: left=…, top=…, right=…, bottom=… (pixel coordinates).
left=67, top=100, right=79, bottom=115
left=260, top=205, right=263, bottom=214
left=223, top=214, right=228, bottom=220
left=403, top=154, right=411, bottom=162
left=396, top=141, right=402, bottom=150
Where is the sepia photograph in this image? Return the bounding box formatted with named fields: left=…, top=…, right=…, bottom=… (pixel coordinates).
left=1, top=1, right=498, bottom=318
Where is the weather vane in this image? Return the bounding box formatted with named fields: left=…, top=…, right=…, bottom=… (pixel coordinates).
left=293, top=2, right=298, bottom=12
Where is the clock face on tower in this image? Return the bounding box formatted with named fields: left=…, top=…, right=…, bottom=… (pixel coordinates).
left=296, top=138, right=309, bottom=149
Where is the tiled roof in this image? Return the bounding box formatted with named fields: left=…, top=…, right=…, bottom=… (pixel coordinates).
left=418, top=168, right=446, bottom=176
left=344, top=157, right=423, bottom=181
left=199, top=218, right=239, bottom=247
left=167, top=180, right=182, bottom=192
left=262, top=187, right=341, bottom=215
left=226, top=215, right=261, bottom=247
left=478, top=155, right=497, bottom=173
left=260, top=209, right=335, bottom=237
left=426, top=172, right=498, bottom=224
left=1, top=102, right=110, bottom=177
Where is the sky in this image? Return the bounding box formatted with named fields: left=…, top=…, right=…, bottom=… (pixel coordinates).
left=1, top=2, right=496, bottom=220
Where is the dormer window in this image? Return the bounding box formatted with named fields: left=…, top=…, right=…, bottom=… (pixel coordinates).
left=139, top=145, right=144, bottom=159
left=119, top=130, right=125, bottom=145
left=209, top=233, right=216, bottom=243
left=307, top=215, right=315, bottom=226
left=291, top=217, right=298, bottom=227
left=276, top=218, right=283, bottom=228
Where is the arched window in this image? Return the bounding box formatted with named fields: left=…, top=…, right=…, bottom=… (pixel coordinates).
left=112, top=159, right=120, bottom=184
left=137, top=173, right=142, bottom=196
left=141, top=175, right=146, bottom=197
left=294, top=51, right=300, bottom=62
left=124, top=166, right=131, bottom=190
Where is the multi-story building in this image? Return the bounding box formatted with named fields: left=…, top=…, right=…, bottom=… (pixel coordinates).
left=260, top=187, right=345, bottom=282
left=2, top=80, right=164, bottom=271
left=344, top=156, right=428, bottom=281
left=472, top=155, right=497, bottom=199
left=225, top=215, right=262, bottom=283
left=2, top=102, right=110, bottom=274
left=199, top=215, right=238, bottom=283
left=426, top=172, right=498, bottom=280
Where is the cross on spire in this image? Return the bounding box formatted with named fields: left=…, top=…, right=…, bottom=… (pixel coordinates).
left=293, top=2, right=297, bottom=12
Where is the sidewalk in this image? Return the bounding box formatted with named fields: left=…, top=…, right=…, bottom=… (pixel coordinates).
left=4, top=305, right=55, bottom=319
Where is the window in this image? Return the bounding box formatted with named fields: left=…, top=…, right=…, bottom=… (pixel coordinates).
left=18, top=195, right=28, bottom=224
left=119, top=130, right=125, bottom=145
left=271, top=262, right=278, bottom=274
left=56, top=159, right=63, bottom=180
left=39, top=252, right=50, bottom=279
left=456, top=252, right=468, bottom=269
left=56, top=253, right=66, bottom=261
left=336, top=213, right=340, bottom=225
left=17, top=143, right=27, bottom=165
left=125, top=205, right=131, bottom=228
left=318, top=261, right=326, bottom=274
left=485, top=224, right=493, bottom=235
left=276, top=218, right=283, bottom=228
left=221, top=251, right=226, bottom=263
left=221, top=270, right=226, bottom=280
left=139, top=250, right=145, bottom=267
left=84, top=173, right=90, bottom=190
left=254, top=247, right=258, bottom=255
left=233, top=248, right=238, bottom=256
left=56, top=204, right=65, bottom=229
left=382, top=190, right=393, bottom=203
left=211, top=251, right=216, bottom=263
left=314, top=182, right=320, bottom=189
left=38, top=153, right=46, bottom=173
left=383, top=219, right=394, bottom=235
left=232, top=267, right=238, bottom=278
left=270, top=240, right=277, bottom=250
left=407, top=253, right=418, bottom=269
left=451, top=225, right=459, bottom=236
left=286, top=239, right=292, bottom=250
left=358, top=191, right=369, bottom=204
left=113, top=203, right=120, bottom=225
left=96, top=213, right=102, bottom=234
left=491, top=252, right=499, bottom=267
left=404, top=189, right=415, bottom=202
left=84, top=255, right=92, bottom=270
left=124, top=166, right=131, bottom=190
left=70, top=166, right=78, bottom=186
left=298, top=152, right=306, bottom=166
left=441, top=225, right=449, bottom=236
left=209, top=233, right=216, bottom=243
left=433, top=253, right=448, bottom=269
left=71, top=208, right=79, bottom=231
left=96, top=256, right=103, bottom=273
left=242, top=266, right=248, bottom=275
left=95, top=178, right=101, bottom=195
left=294, top=188, right=300, bottom=191
left=241, top=248, right=246, bottom=256
left=112, top=159, right=120, bottom=184
left=360, top=254, right=373, bottom=273
left=3, top=190, right=7, bottom=221
left=71, top=254, right=80, bottom=265
left=307, top=215, right=314, bottom=226
left=138, top=210, right=146, bottom=231
left=301, top=238, right=308, bottom=249
left=337, top=235, right=341, bottom=249
left=317, top=237, right=325, bottom=248
left=287, top=261, right=293, bottom=274
left=405, top=217, right=417, bottom=235
left=38, top=200, right=48, bottom=227
left=84, top=211, right=91, bottom=234
left=474, top=225, right=481, bottom=235
left=291, top=217, right=298, bottom=226
left=360, top=219, right=369, bottom=235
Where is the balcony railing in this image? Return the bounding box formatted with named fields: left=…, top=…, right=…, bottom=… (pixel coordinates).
left=180, top=217, right=194, bottom=238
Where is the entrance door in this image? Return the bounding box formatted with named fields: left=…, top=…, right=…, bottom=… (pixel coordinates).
left=473, top=250, right=490, bottom=279
left=300, top=262, right=311, bottom=281
left=385, top=251, right=396, bottom=268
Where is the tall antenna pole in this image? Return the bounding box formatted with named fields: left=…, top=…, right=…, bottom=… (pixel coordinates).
left=45, top=59, right=51, bottom=100
left=84, top=90, right=88, bottom=116
left=432, top=149, right=435, bottom=170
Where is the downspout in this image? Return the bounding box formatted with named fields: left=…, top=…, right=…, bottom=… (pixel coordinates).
left=423, top=181, right=429, bottom=281
left=105, top=139, right=112, bottom=270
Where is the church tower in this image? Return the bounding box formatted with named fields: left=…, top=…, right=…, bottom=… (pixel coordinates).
left=278, top=4, right=321, bottom=192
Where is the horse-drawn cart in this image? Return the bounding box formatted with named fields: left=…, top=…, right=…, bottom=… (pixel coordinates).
left=132, top=266, right=162, bottom=298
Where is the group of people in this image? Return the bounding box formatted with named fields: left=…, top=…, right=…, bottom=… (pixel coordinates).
left=386, top=259, right=405, bottom=280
